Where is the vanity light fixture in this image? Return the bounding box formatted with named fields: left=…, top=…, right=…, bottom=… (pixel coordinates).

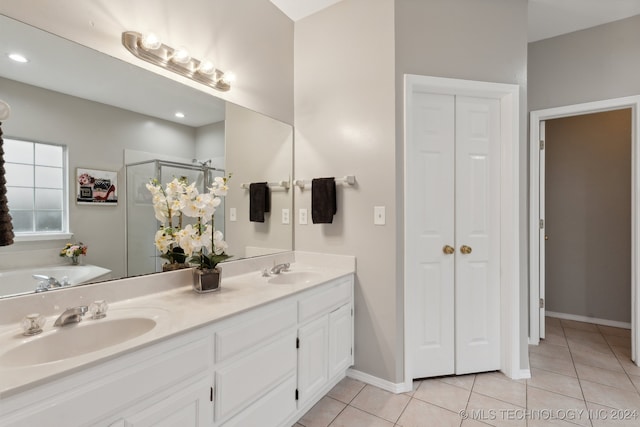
left=122, top=31, right=232, bottom=92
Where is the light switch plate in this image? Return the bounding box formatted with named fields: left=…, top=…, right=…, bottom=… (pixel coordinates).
left=282, top=209, right=290, bottom=224
left=299, top=208, right=308, bottom=225
left=374, top=206, right=385, bottom=225
left=229, top=207, right=237, bottom=222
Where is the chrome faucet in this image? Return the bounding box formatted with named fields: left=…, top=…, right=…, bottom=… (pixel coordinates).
left=54, top=306, right=88, bottom=327
left=270, top=263, right=290, bottom=275
left=33, top=274, right=62, bottom=290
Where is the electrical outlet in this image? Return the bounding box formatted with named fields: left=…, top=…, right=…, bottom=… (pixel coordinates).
left=299, top=208, right=308, bottom=225
left=229, top=207, right=237, bottom=222
left=282, top=209, right=290, bottom=224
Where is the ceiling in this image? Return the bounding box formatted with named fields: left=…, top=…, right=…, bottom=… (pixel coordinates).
left=271, top=0, right=640, bottom=42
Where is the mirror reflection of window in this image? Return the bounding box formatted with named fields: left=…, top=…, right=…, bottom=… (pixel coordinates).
left=4, top=139, right=66, bottom=234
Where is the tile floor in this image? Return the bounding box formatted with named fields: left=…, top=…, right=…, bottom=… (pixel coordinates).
left=294, top=317, right=640, bottom=426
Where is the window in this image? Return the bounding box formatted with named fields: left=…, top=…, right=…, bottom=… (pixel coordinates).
left=4, top=138, right=67, bottom=235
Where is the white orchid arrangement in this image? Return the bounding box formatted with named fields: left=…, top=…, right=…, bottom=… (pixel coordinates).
left=146, top=175, right=232, bottom=269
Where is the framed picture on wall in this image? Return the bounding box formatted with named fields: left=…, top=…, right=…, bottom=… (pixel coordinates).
left=76, top=168, right=118, bottom=205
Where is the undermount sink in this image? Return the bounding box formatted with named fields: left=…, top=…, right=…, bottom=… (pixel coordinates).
left=268, top=271, right=321, bottom=285
left=0, top=316, right=159, bottom=367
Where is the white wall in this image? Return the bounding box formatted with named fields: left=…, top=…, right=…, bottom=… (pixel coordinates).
left=394, top=0, right=529, bottom=372
left=0, top=0, right=294, bottom=124
left=529, top=14, right=640, bottom=111
left=196, top=122, right=225, bottom=169
left=295, top=0, right=398, bottom=382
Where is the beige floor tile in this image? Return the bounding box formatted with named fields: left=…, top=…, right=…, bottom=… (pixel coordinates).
left=481, top=371, right=526, bottom=384
left=328, top=405, right=394, bottom=427
left=472, top=374, right=526, bottom=407
left=529, top=342, right=572, bottom=361
left=403, top=379, right=422, bottom=397
left=546, top=316, right=562, bottom=327
left=570, top=348, right=624, bottom=372
left=628, top=374, right=640, bottom=391
left=544, top=331, right=570, bottom=347
left=527, top=418, right=580, bottom=427
left=604, top=334, right=631, bottom=349
left=396, top=398, right=462, bottom=427
left=580, top=379, right=640, bottom=410
left=326, top=377, right=366, bottom=403
left=597, top=325, right=631, bottom=338
left=527, top=367, right=583, bottom=399
left=587, top=401, right=640, bottom=426
left=563, top=328, right=609, bottom=345
left=526, top=387, right=590, bottom=427
left=350, top=384, right=410, bottom=423
left=567, top=337, right=613, bottom=355
left=529, top=352, right=577, bottom=377
left=293, top=424, right=305, bottom=427
left=619, top=357, right=640, bottom=376
left=414, top=378, right=471, bottom=413
left=611, top=344, right=631, bottom=360
left=298, top=396, right=346, bottom=427
left=575, top=363, right=636, bottom=391
left=466, top=393, right=525, bottom=427
left=546, top=323, right=565, bottom=337
left=439, top=373, right=476, bottom=390
left=561, top=319, right=599, bottom=332
left=461, top=419, right=494, bottom=427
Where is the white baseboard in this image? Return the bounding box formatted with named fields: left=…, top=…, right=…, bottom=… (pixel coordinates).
left=546, top=311, right=631, bottom=329
left=347, top=368, right=411, bottom=394
left=511, top=368, right=531, bottom=380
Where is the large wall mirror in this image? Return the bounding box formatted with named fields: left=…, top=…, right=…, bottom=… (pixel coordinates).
left=0, top=14, right=293, bottom=298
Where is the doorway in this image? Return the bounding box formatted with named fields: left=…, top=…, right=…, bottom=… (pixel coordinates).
left=529, top=96, right=640, bottom=365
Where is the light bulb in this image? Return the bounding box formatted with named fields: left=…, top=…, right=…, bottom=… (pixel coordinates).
left=140, top=33, right=161, bottom=50
left=171, top=47, right=191, bottom=64
left=197, top=60, right=215, bottom=75
left=8, top=53, right=28, bottom=63
left=221, top=71, right=236, bottom=85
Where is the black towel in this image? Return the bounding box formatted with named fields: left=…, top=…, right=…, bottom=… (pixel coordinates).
left=249, top=182, right=270, bottom=223
left=311, top=177, right=337, bottom=224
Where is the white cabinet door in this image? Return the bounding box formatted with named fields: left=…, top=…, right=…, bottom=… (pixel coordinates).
left=328, top=303, right=353, bottom=378
left=297, top=315, right=329, bottom=406
left=124, top=376, right=212, bottom=427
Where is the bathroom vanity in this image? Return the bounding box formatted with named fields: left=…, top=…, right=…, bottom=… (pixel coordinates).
left=0, top=253, right=355, bottom=427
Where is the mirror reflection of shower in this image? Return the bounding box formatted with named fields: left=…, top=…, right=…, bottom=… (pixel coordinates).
left=125, top=159, right=226, bottom=276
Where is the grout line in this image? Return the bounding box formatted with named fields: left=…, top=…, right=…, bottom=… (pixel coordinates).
left=561, top=320, right=595, bottom=427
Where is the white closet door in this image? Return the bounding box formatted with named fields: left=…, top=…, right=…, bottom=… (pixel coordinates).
left=454, top=96, right=501, bottom=374
left=407, top=92, right=456, bottom=378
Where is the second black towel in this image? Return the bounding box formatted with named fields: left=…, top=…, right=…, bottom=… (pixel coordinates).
left=249, top=182, right=270, bottom=222
left=311, top=177, right=337, bottom=224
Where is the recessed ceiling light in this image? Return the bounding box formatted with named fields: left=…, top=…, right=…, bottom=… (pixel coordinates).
left=175, top=112, right=185, bottom=118
left=8, top=53, right=28, bottom=63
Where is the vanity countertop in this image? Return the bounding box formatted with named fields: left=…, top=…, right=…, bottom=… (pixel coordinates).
left=0, top=252, right=355, bottom=398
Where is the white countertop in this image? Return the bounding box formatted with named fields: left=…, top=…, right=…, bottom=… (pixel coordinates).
left=0, top=252, right=355, bottom=398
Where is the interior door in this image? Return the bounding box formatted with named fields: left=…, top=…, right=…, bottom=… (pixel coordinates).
left=454, top=96, right=501, bottom=374
left=539, top=120, right=546, bottom=339
left=407, top=92, right=456, bottom=378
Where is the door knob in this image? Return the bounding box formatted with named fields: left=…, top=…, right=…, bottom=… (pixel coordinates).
left=442, top=245, right=455, bottom=255
left=545, top=235, right=548, bottom=240
left=460, top=245, right=472, bottom=254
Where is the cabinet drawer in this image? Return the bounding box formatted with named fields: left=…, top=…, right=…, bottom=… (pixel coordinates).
left=215, top=302, right=296, bottom=363
left=1, top=335, right=213, bottom=427
left=298, top=277, right=352, bottom=324
left=215, top=332, right=296, bottom=423
left=221, top=375, right=296, bottom=427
